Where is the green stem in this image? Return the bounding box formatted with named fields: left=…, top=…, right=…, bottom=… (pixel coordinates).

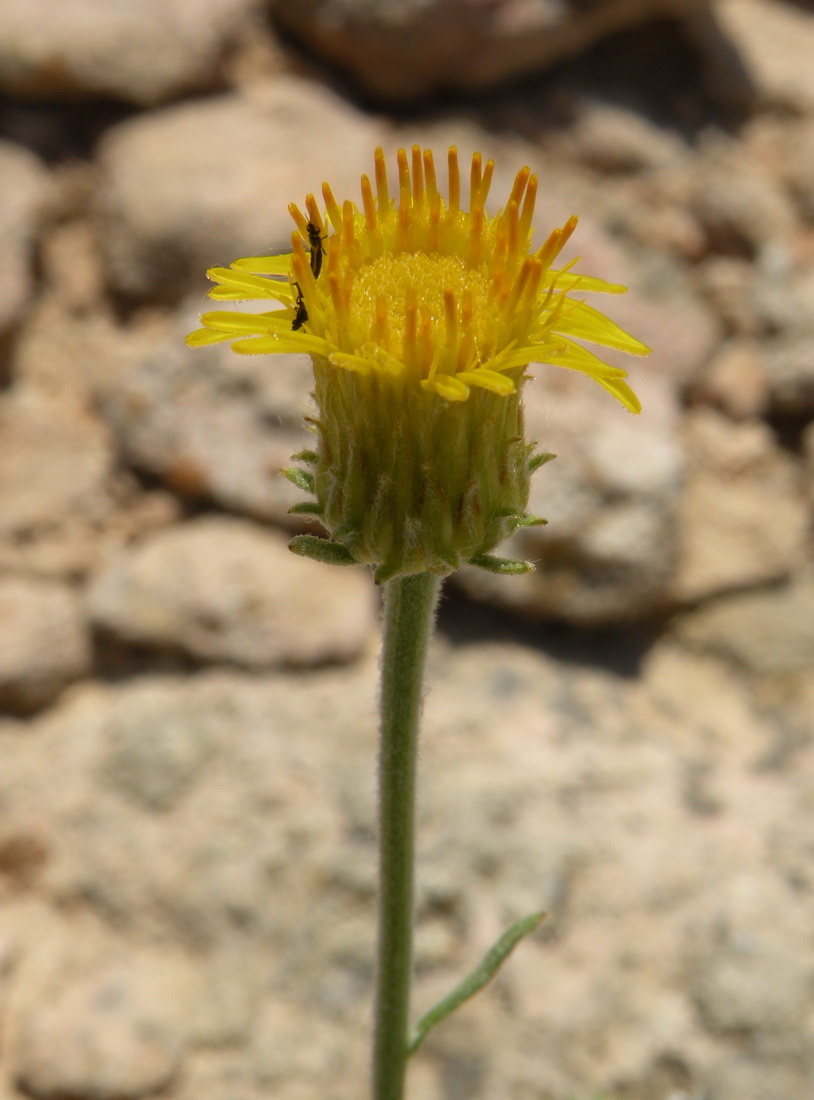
left=373, top=572, right=442, bottom=1100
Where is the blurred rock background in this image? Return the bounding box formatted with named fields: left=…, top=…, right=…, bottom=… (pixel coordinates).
left=1, top=0, right=813, bottom=1098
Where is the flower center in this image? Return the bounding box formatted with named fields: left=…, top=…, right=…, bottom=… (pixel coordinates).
left=347, top=251, right=494, bottom=357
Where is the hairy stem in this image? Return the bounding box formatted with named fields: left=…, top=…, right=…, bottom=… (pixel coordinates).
left=372, top=572, right=442, bottom=1100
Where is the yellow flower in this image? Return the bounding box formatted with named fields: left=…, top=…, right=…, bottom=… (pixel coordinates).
left=187, top=146, right=649, bottom=581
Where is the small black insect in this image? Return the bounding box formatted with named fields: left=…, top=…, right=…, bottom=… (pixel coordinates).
left=306, top=221, right=327, bottom=279
left=292, top=282, right=308, bottom=331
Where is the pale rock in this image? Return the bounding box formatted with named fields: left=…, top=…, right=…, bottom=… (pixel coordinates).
left=183, top=946, right=260, bottom=1047
left=271, top=0, right=711, bottom=103
left=250, top=1000, right=351, bottom=1085
left=40, top=220, right=106, bottom=313
left=673, top=579, right=814, bottom=675
left=100, top=681, right=224, bottom=811
left=750, top=249, right=814, bottom=339
left=32, top=671, right=350, bottom=944
left=97, top=303, right=312, bottom=524
left=88, top=516, right=377, bottom=667
left=566, top=100, right=688, bottom=175
left=693, top=937, right=813, bottom=1034
left=170, top=1055, right=261, bottom=1100
left=691, top=339, right=769, bottom=420
left=10, top=292, right=159, bottom=407
left=95, top=79, right=382, bottom=299
left=708, top=1058, right=814, bottom=1100
left=0, top=141, right=49, bottom=335
left=10, top=955, right=185, bottom=1099
left=716, top=0, right=814, bottom=111
left=457, top=365, right=684, bottom=623
left=602, top=256, right=719, bottom=388
left=688, top=149, right=797, bottom=255
left=672, top=408, right=808, bottom=602
left=695, top=255, right=759, bottom=336
left=6, top=635, right=814, bottom=1099
left=0, top=0, right=261, bottom=106
left=0, top=577, right=91, bottom=713
left=0, top=392, right=113, bottom=538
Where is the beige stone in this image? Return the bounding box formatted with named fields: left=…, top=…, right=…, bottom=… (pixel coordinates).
left=672, top=408, right=808, bottom=602
left=88, top=516, right=377, bottom=667
left=0, top=577, right=92, bottom=713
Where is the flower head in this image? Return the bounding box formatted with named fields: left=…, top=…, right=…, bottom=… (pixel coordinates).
left=188, top=146, right=649, bottom=581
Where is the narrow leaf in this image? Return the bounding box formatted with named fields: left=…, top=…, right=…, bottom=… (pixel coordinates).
left=528, top=451, right=556, bottom=473
left=408, top=911, right=546, bottom=1056
left=289, top=449, right=319, bottom=465
left=282, top=467, right=315, bottom=493
left=469, top=554, right=534, bottom=575
left=288, top=535, right=358, bottom=567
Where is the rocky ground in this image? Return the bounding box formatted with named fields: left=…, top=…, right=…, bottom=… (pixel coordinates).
left=1, top=1, right=814, bottom=1098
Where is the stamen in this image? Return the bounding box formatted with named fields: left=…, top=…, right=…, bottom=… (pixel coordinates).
left=342, top=200, right=361, bottom=268
left=321, top=182, right=343, bottom=233
left=480, top=158, right=494, bottom=208
left=470, top=152, right=482, bottom=211
left=361, top=175, right=378, bottom=236
left=327, top=271, right=348, bottom=343
left=536, top=215, right=579, bottom=269
left=397, top=148, right=411, bottom=214
left=374, top=146, right=390, bottom=214
left=423, top=149, right=438, bottom=205
left=507, top=257, right=534, bottom=315
left=519, top=174, right=538, bottom=241
left=411, top=145, right=424, bottom=210
left=305, top=194, right=323, bottom=230
left=504, top=201, right=520, bottom=261
left=518, top=259, right=544, bottom=325
left=448, top=148, right=460, bottom=214
left=288, top=203, right=309, bottom=237
left=508, top=166, right=531, bottom=209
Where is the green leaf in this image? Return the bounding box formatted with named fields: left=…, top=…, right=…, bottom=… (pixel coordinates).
left=514, top=514, right=547, bottom=528
left=529, top=451, right=556, bottom=474
left=407, top=911, right=546, bottom=1056
left=282, top=467, right=315, bottom=493
left=288, top=501, right=324, bottom=516
left=289, top=449, right=319, bottom=465
left=288, top=535, right=358, bottom=567
left=469, top=554, right=534, bottom=575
